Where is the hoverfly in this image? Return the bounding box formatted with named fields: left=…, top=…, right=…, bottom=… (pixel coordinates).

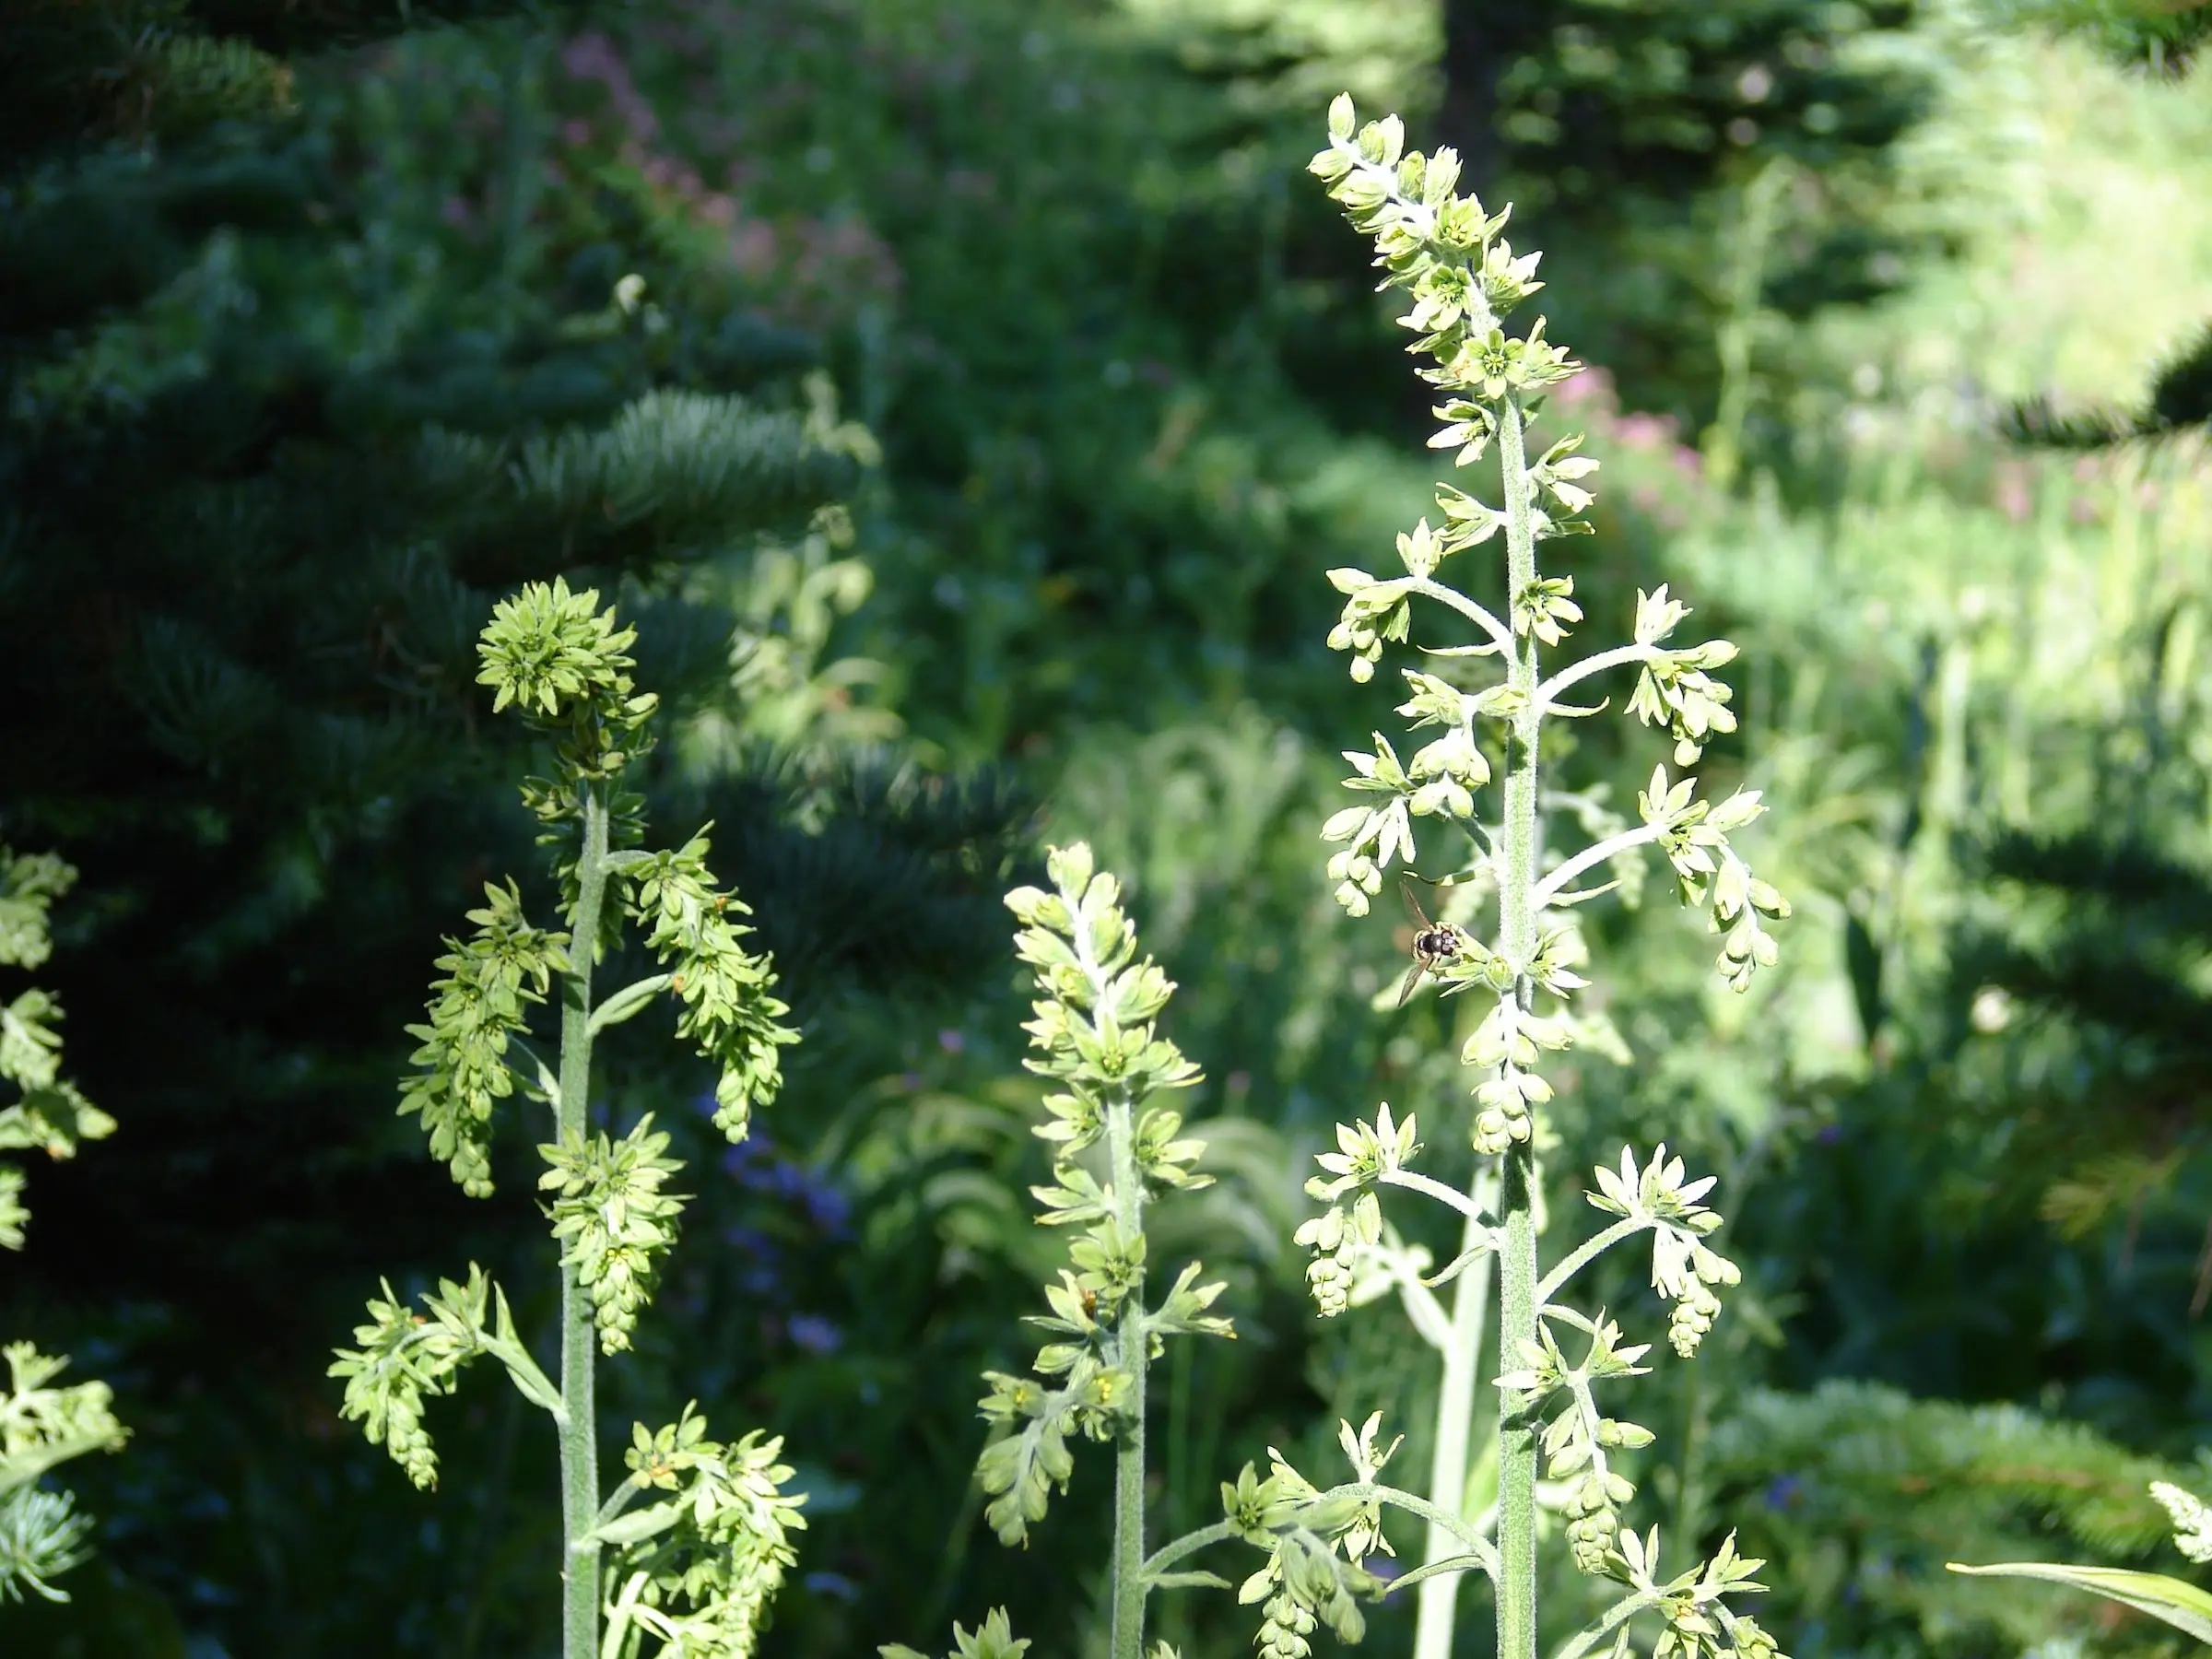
left=1395, top=872, right=1468, bottom=1008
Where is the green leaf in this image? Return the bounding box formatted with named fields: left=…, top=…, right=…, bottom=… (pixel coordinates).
left=1947, top=1562, right=2212, bottom=1644
left=1150, top=1569, right=1234, bottom=1592
left=586, top=971, right=673, bottom=1037
left=582, top=1497, right=688, bottom=1547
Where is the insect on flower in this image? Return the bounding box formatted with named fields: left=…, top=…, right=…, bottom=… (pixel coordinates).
left=1396, top=872, right=1468, bottom=1007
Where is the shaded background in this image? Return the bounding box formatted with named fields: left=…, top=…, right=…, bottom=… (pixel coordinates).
left=5, top=0, right=2212, bottom=1655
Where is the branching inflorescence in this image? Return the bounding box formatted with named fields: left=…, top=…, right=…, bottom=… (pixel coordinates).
left=891, top=842, right=1371, bottom=1659
left=960, top=844, right=1233, bottom=1659
left=330, top=579, right=804, bottom=1659
left=1268, top=96, right=1794, bottom=1659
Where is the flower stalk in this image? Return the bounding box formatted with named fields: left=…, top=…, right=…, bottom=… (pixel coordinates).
left=557, top=785, right=612, bottom=1656
left=893, top=844, right=1310, bottom=1659
left=959, top=846, right=1229, bottom=1658
left=331, top=579, right=806, bottom=1659
left=1282, top=94, right=1795, bottom=1659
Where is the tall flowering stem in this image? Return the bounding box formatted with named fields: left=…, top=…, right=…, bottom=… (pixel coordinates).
left=977, top=844, right=1235, bottom=1659
left=896, top=842, right=1428, bottom=1659
left=329, top=579, right=805, bottom=1659
left=1281, top=96, right=1794, bottom=1659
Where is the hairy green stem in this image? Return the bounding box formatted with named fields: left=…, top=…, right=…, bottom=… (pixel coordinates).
left=1554, top=1587, right=1668, bottom=1659
left=1335, top=1482, right=1500, bottom=1572
left=1673, top=1358, right=1711, bottom=1554
left=1382, top=1165, right=1493, bottom=1223
left=1535, top=642, right=1665, bottom=707
left=1533, top=825, right=1665, bottom=909
left=1413, top=1185, right=1496, bottom=1659
left=1497, top=391, right=1544, bottom=1659
left=1536, top=1216, right=1650, bottom=1305
left=1106, top=1078, right=1150, bottom=1659
left=1409, top=577, right=1514, bottom=653
left=1141, top=1518, right=1242, bottom=1583
left=558, top=788, right=612, bottom=1659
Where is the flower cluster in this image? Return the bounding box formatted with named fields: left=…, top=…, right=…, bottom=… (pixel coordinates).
left=0, top=848, right=114, bottom=1197
left=622, top=832, right=796, bottom=1142
left=541, top=1114, right=688, bottom=1356
left=398, top=880, right=568, bottom=1197
left=1289, top=91, right=1791, bottom=1659
left=328, top=1265, right=557, bottom=1490
left=972, top=844, right=1228, bottom=1551
left=478, top=575, right=661, bottom=783
left=2153, top=1480, right=2212, bottom=1564
left=1295, top=1106, right=1424, bottom=1315
left=1626, top=587, right=1741, bottom=766
left=598, top=1406, right=807, bottom=1659
left=0, top=849, right=73, bottom=973
left=1620, top=1531, right=1782, bottom=1659
left=1, top=852, right=124, bottom=1606
left=1635, top=769, right=1791, bottom=992
left=0, top=1344, right=125, bottom=1499
left=1590, top=1147, right=1744, bottom=1359
left=1237, top=1500, right=1381, bottom=1659
left=1225, top=1423, right=1407, bottom=1659
left=882, top=1608, right=1033, bottom=1659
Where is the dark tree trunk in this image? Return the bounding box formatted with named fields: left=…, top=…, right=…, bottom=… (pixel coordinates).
left=1436, top=0, right=1552, bottom=202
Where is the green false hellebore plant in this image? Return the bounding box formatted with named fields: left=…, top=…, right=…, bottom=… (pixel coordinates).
left=1, top=847, right=125, bottom=1605
left=891, top=842, right=1326, bottom=1659
left=330, top=581, right=804, bottom=1659
left=1267, top=97, right=1794, bottom=1659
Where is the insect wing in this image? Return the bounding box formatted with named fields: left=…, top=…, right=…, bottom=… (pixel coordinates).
left=1399, top=872, right=1435, bottom=930
left=1394, top=956, right=1428, bottom=1009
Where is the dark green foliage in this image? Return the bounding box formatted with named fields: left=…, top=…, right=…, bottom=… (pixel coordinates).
left=1430, top=0, right=1937, bottom=423
left=2015, top=0, right=2212, bottom=71
left=1962, top=830, right=2212, bottom=1074
left=2006, top=325, right=2212, bottom=448
left=1706, top=1382, right=2206, bottom=1655
left=670, top=759, right=1042, bottom=1010
left=1925, top=829, right=2212, bottom=1294
left=1997, top=4, right=2210, bottom=450
left=0, top=0, right=547, bottom=164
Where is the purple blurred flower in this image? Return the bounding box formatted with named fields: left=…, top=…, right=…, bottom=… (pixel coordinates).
left=806, top=1183, right=853, bottom=1237
left=721, top=1132, right=853, bottom=1237
left=787, top=1313, right=842, bottom=1355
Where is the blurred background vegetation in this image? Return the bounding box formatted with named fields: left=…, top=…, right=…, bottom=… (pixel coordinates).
left=4, top=0, right=2212, bottom=1655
